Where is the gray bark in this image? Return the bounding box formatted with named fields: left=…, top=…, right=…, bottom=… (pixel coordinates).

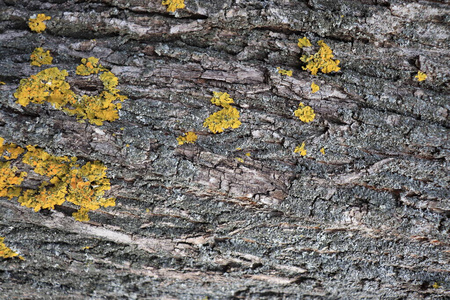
left=0, top=0, right=449, bottom=299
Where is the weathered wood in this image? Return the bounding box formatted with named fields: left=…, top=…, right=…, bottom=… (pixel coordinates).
left=0, top=0, right=449, bottom=298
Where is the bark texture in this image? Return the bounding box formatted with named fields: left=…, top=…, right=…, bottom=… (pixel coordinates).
left=0, top=0, right=449, bottom=299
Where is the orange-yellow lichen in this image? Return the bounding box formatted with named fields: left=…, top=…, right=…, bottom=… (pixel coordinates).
left=0, top=237, right=24, bottom=260
left=177, top=132, right=198, bottom=145
left=294, top=142, right=307, bottom=156
left=203, top=92, right=241, bottom=134
left=28, top=14, right=51, bottom=33
left=300, top=40, right=340, bottom=75
left=0, top=138, right=115, bottom=222
left=14, top=57, right=127, bottom=126
left=75, top=57, right=106, bottom=76
left=294, top=102, right=315, bottom=123
left=19, top=146, right=115, bottom=221
left=14, top=67, right=75, bottom=107
left=0, top=162, right=27, bottom=199
left=162, top=0, right=185, bottom=12
left=311, top=82, right=319, bottom=93
left=30, top=47, right=53, bottom=67
left=298, top=37, right=312, bottom=48
left=320, top=147, right=325, bottom=154
left=415, top=71, right=427, bottom=82
left=277, top=67, right=293, bottom=76
left=0, top=138, right=25, bottom=161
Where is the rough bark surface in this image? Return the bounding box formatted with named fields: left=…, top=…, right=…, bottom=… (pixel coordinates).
left=0, top=0, right=449, bottom=299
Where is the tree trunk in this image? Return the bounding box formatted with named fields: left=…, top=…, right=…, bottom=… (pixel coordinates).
left=0, top=0, right=449, bottom=298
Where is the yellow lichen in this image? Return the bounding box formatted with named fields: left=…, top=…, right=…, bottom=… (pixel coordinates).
left=0, top=139, right=25, bottom=161
left=235, top=157, right=244, bottom=163
left=245, top=152, right=251, bottom=157
left=320, top=147, right=325, bottom=154
left=14, top=67, right=75, bottom=107
left=277, top=67, right=293, bottom=76
left=76, top=57, right=106, bottom=76
left=203, top=92, right=241, bottom=134
left=311, top=82, right=320, bottom=93
left=294, top=102, right=315, bottom=123
left=28, top=14, right=51, bottom=33
left=294, top=142, right=307, bottom=156
left=14, top=57, right=127, bottom=126
left=0, top=139, right=115, bottom=222
left=298, top=37, right=312, bottom=48
left=0, top=162, right=27, bottom=200
left=177, top=131, right=198, bottom=145
left=30, top=47, right=53, bottom=67
left=300, top=40, right=340, bottom=75
left=415, top=71, right=427, bottom=82
left=0, top=237, right=24, bottom=260
left=162, top=0, right=185, bottom=12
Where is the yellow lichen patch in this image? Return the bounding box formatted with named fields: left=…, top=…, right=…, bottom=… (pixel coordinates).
left=294, top=142, right=307, bottom=156
left=294, top=102, right=315, bottom=123
left=76, top=57, right=106, bottom=76
left=415, top=71, right=427, bottom=82
left=300, top=40, right=340, bottom=75
left=15, top=58, right=126, bottom=126
left=30, top=47, right=53, bottom=67
left=204, top=107, right=241, bottom=134
left=235, top=157, right=244, bottom=163
left=65, top=161, right=115, bottom=222
left=0, top=140, right=25, bottom=161
left=203, top=92, right=241, bottom=134
left=14, top=67, right=75, bottom=107
left=311, top=82, right=319, bottom=93
left=277, top=67, right=293, bottom=76
left=298, top=37, right=312, bottom=48
left=0, top=82, right=5, bottom=85
left=0, top=139, right=115, bottom=221
left=28, top=13, right=51, bottom=33
left=0, top=237, right=24, bottom=260
left=245, top=152, right=251, bottom=157
left=320, top=147, right=325, bottom=154
left=177, top=131, right=198, bottom=145
left=162, top=0, right=185, bottom=12
left=0, top=162, right=27, bottom=199
left=210, top=91, right=234, bottom=107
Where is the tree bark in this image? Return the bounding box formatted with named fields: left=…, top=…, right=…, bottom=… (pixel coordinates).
left=0, top=0, right=449, bottom=298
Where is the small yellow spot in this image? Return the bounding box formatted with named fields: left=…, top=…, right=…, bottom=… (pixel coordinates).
left=236, top=157, right=244, bottom=163
left=0, top=237, right=23, bottom=260
left=28, top=14, right=51, bottom=33
left=145, top=208, right=150, bottom=213
left=294, top=102, right=315, bottom=123
left=341, top=15, right=344, bottom=18
left=30, top=47, right=53, bottom=67
left=112, top=133, right=116, bottom=137
left=162, top=0, right=185, bottom=12
left=120, top=127, right=125, bottom=130
left=82, top=246, right=91, bottom=250
left=298, top=37, right=312, bottom=48
left=0, top=82, right=5, bottom=85
left=320, top=147, right=325, bottom=154
left=245, top=152, right=251, bottom=157
left=294, top=142, right=307, bottom=156
left=432, top=282, right=440, bottom=289
left=311, top=82, right=320, bottom=93
left=300, top=40, right=340, bottom=75
left=277, top=67, right=293, bottom=76
left=177, top=131, right=198, bottom=145
left=235, top=147, right=242, bottom=150
left=203, top=92, right=241, bottom=134
left=415, top=71, right=427, bottom=82
left=126, top=144, right=130, bottom=147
